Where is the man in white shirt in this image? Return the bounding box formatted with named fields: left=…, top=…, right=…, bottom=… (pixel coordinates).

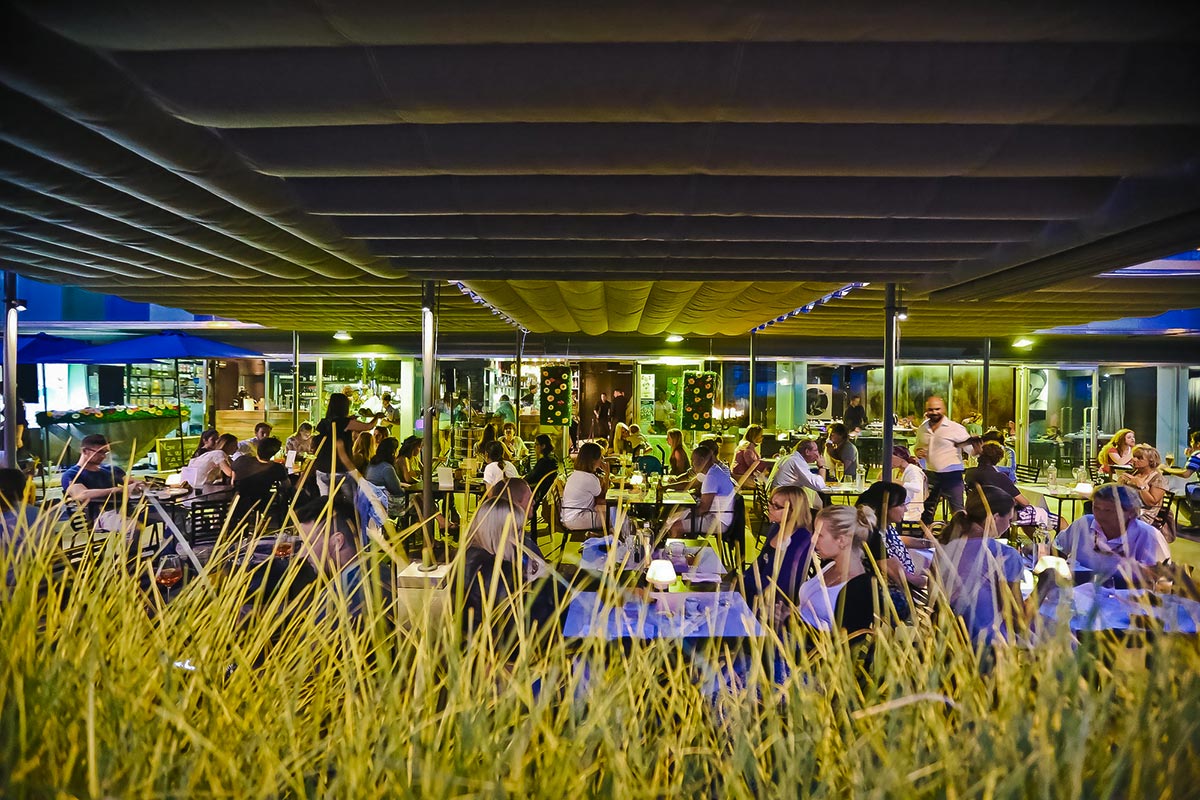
left=770, top=439, right=828, bottom=494
left=1055, top=484, right=1170, bottom=586
left=652, top=392, right=674, bottom=434
left=914, top=396, right=971, bottom=525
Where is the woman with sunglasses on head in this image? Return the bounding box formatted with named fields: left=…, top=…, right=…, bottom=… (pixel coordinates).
left=1115, top=444, right=1167, bottom=525
left=741, top=485, right=817, bottom=614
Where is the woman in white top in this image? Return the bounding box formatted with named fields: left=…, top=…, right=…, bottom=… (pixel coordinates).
left=891, top=445, right=927, bottom=523
left=481, top=442, right=520, bottom=488
left=185, top=432, right=237, bottom=488
left=561, top=441, right=610, bottom=531
left=668, top=443, right=736, bottom=536
left=793, top=504, right=878, bottom=633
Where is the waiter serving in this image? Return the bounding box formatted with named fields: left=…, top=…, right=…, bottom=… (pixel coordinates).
left=914, top=395, right=976, bottom=526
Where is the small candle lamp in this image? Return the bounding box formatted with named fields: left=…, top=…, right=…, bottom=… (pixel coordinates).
left=645, top=559, right=677, bottom=591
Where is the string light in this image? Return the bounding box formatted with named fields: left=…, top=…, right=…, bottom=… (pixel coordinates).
left=748, top=282, right=870, bottom=333
left=449, top=281, right=529, bottom=332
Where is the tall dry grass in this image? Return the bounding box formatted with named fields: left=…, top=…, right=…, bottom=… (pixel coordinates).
left=2, top=499, right=1199, bottom=799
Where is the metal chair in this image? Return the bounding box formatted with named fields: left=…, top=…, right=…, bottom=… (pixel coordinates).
left=186, top=498, right=231, bottom=545
left=718, top=494, right=749, bottom=574
left=1014, top=464, right=1040, bottom=483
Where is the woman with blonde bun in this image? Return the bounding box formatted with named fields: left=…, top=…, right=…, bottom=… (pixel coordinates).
left=791, top=504, right=878, bottom=633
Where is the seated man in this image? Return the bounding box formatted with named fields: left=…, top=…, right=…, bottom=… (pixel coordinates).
left=823, top=423, right=859, bottom=481
left=770, top=439, right=829, bottom=497
left=290, top=495, right=369, bottom=619
left=61, top=434, right=146, bottom=536
left=236, top=422, right=273, bottom=460
left=232, top=436, right=291, bottom=527
left=1054, top=484, right=1170, bottom=587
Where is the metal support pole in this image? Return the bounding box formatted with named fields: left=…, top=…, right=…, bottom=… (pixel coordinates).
left=882, top=284, right=898, bottom=479
left=981, top=337, right=991, bottom=431
left=292, top=330, right=300, bottom=432
left=514, top=329, right=524, bottom=410
left=3, top=273, right=19, bottom=469
left=420, top=281, right=438, bottom=565
left=747, top=331, right=756, bottom=427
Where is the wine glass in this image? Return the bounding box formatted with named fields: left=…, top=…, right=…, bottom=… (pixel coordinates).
left=155, top=555, right=183, bottom=590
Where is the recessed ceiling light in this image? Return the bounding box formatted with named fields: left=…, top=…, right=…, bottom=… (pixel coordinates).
left=1013, top=337, right=1034, bottom=348
left=333, top=330, right=353, bottom=341
left=666, top=334, right=684, bottom=343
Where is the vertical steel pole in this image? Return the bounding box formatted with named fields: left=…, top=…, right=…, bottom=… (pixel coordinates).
left=981, top=337, right=991, bottom=431
left=882, top=284, right=897, bottom=478
left=3, top=273, right=19, bottom=469
left=515, top=329, right=524, bottom=414
left=292, top=330, right=300, bottom=431
left=420, top=281, right=438, bottom=563
left=747, top=331, right=756, bottom=427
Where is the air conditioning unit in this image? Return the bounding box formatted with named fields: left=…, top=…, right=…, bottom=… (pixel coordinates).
left=806, top=384, right=834, bottom=421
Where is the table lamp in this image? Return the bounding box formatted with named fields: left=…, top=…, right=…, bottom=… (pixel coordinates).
left=646, top=559, right=677, bottom=591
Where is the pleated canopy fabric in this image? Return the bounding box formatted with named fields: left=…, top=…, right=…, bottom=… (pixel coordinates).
left=0, top=2, right=1198, bottom=339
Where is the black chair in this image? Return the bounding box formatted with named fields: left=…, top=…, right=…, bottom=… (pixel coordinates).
left=635, top=455, right=664, bottom=475
left=186, top=499, right=231, bottom=545
left=1014, top=464, right=1040, bottom=483
left=718, top=494, right=749, bottom=574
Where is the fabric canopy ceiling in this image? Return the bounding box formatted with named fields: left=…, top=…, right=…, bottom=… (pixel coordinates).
left=0, top=2, right=1198, bottom=339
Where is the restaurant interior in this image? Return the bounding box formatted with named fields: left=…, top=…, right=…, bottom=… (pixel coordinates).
left=2, top=3, right=1200, bottom=795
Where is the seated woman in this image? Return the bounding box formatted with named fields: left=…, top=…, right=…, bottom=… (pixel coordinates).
left=457, top=486, right=555, bottom=641
left=190, top=429, right=219, bottom=460
left=667, top=444, right=736, bottom=536
left=1098, top=428, right=1136, bottom=475
left=1055, top=484, right=1170, bottom=587
left=523, top=434, right=559, bottom=509
left=979, top=429, right=1017, bottom=483
left=890, top=445, right=927, bottom=527
left=350, top=430, right=374, bottom=473
left=285, top=422, right=314, bottom=455
left=856, top=481, right=930, bottom=622
left=499, top=422, right=529, bottom=463
left=970, top=443, right=1048, bottom=530
left=611, top=422, right=632, bottom=455
left=792, top=505, right=878, bottom=634
left=934, top=486, right=1026, bottom=646
left=187, top=433, right=237, bottom=490
left=561, top=441, right=610, bottom=532
left=482, top=441, right=520, bottom=488
left=474, top=424, right=499, bottom=461
left=741, top=485, right=815, bottom=612
left=364, top=436, right=408, bottom=518
left=1115, top=444, right=1168, bottom=525
left=396, top=435, right=458, bottom=531
left=666, top=428, right=690, bottom=478
left=732, top=424, right=770, bottom=484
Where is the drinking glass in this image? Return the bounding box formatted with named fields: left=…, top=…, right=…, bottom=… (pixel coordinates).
left=155, top=555, right=183, bottom=589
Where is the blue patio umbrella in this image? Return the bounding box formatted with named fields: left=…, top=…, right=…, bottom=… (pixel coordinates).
left=40, top=331, right=267, bottom=458
left=15, top=332, right=95, bottom=363
left=56, top=330, right=264, bottom=363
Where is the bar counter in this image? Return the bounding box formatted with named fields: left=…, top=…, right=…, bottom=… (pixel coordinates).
left=214, top=410, right=308, bottom=442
